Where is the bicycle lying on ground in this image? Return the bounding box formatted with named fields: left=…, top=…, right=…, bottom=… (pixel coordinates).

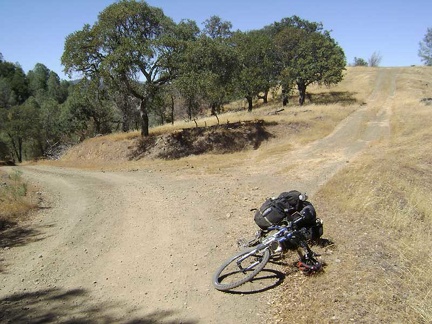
left=212, top=222, right=323, bottom=292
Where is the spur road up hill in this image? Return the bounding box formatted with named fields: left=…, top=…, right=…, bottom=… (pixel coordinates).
left=0, top=68, right=398, bottom=323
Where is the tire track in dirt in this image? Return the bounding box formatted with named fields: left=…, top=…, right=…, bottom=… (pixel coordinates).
left=239, top=68, right=398, bottom=197
left=0, top=69, right=398, bottom=323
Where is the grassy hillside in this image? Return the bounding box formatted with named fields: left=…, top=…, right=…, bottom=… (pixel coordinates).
left=45, top=67, right=378, bottom=170
left=275, top=66, right=432, bottom=323
left=0, top=170, right=37, bottom=230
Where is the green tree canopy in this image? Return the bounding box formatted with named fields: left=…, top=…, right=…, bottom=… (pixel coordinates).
left=189, top=16, right=239, bottom=115
left=232, top=30, right=278, bottom=111
left=62, top=0, right=185, bottom=136
left=202, top=15, right=233, bottom=39
left=27, top=63, right=50, bottom=96
left=264, top=15, right=324, bottom=36
left=181, top=34, right=238, bottom=115
left=46, top=71, right=69, bottom=104
left=64, top=79, right=118, bottom=136
left=0, top=98, right=39, bottom=162
left=274, top=23, right=346, bottom=105
left=0, top=59, right=29, bottom=107
left=419, top=27, right=432, bottom=66
left=353, top=57, right=368, bottom=67
left=173, top=16, right=238, bottom=117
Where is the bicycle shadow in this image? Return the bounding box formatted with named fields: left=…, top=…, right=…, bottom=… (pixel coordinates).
left=219, top=268, right=286, bottom=295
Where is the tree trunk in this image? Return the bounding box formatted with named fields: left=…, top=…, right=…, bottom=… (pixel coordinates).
left=38, top=140, right=45, bottom=157
left=139, top=99, right=150, bottom=137
left=246, top=95, right=253, bottom=112
left=282, top=85, right=289, bottom=106
left=122, top=113, right=129, bottom=132
left=297, top=82, right=307, bottom=106
left=18, top=138, right=22, bottom=163
left=187, top=101, right=192, bottom=120
left=170, top=95, right=175, bottom=125
left=8, top=134, right=22, bottom=163
left=93, top=117, right=101, bottom=134
left=121, top=93, right=130, bottom=132
left=211, top=103, right=217, bottom=116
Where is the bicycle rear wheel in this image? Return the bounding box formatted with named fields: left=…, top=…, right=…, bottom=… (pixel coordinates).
left=213, top=246, right=270, bottom=291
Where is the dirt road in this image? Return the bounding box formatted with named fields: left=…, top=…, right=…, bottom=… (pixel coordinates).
left=0, top=69, right=397, bottom=323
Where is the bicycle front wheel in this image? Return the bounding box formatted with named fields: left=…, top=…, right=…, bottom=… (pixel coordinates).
left=212, top=246, right=270, bottom=291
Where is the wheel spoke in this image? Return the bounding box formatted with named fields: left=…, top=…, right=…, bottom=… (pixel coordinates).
left=213, top=247, right=270, bottom=291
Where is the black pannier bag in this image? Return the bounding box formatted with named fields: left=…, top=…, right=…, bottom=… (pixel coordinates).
left=276, top=190, right=303, bottom=212
left=303, top=219, right=324, bottom=241
left=254, top=199, right=286, bottom=229
left=254, top=190, right=324, bottom=237
left=254, top=190, right=303, bottom=229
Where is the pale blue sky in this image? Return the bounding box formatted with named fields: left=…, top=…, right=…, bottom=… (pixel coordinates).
left=1, top=0, right=431, bottom=80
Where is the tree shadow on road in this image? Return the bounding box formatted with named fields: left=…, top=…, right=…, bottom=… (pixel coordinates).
left=0, top=287, right=197, bottom=324
left=0, top=222, right=47, bottom=249
left=0, top=222, right=53, bottom=273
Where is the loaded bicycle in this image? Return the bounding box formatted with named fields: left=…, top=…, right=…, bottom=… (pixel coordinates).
left=212, top=220, right=324, bottom=292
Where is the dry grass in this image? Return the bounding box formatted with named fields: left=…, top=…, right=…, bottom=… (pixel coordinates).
left=273, top=66, right=432, bottom=323
left=0, top=169, right=37, bottom=230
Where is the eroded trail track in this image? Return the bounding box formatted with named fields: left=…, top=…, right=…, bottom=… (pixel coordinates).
left=0, top=69, right=398, bottom=323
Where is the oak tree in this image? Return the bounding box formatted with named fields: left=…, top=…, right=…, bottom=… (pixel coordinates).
left=62, top=0, right=183, bottom=136
left=232, top=30, right=278, bottom=111
left=274, top=20, right=346, bottom=105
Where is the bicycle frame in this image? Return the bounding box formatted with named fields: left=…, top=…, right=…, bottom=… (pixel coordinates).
left=236, top=248, right=267, bottom=272
left=260, top=225, right=297, bottom=253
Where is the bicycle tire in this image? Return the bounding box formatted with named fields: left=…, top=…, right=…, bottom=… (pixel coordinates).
left=212, top=245, right=270, bottom=291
